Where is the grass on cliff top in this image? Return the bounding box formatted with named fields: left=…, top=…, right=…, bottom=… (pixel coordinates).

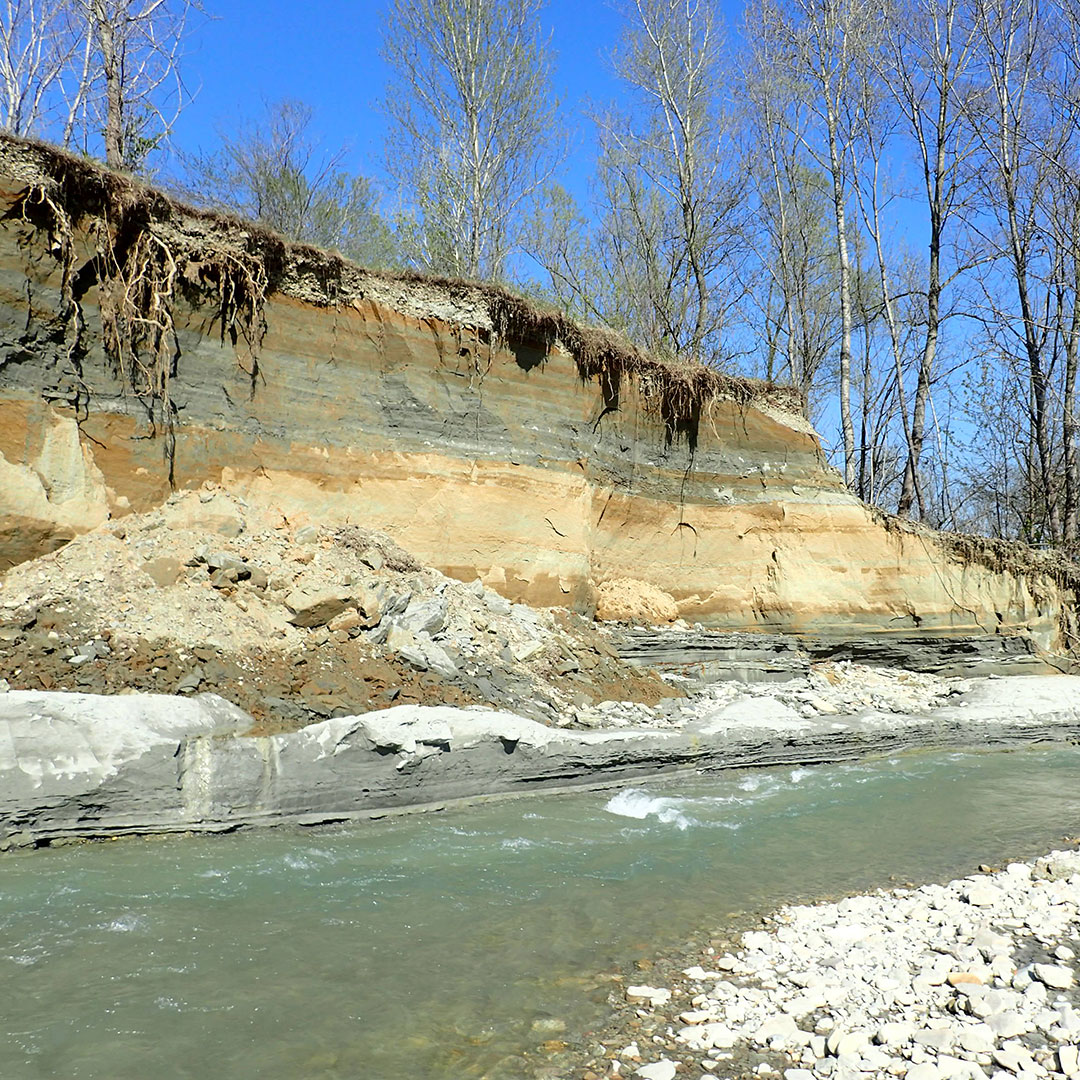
left=0, top=132, right=802, bottom=453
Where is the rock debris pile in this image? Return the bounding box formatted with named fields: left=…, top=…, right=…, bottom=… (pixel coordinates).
left=0, top=487, right=674, bottom=731
left=0, top=486, right=1010, bottom=736
left=598, top=850, right=1080, bottom=1080
left=578, top=661, right=961, bottom=730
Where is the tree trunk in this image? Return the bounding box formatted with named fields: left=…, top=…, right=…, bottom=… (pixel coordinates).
left=1064, top=234, right=1080, bottom=545
left=825, top=96, right=856, bottom=489
left=94, top=1, right=124, bottom=169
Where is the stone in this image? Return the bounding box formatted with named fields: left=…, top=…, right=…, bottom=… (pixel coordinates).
left=905, top=1065, right=945, bottom=1080
left=359, top=548, right=384, bottom=572
left=699, top=1023, right=735, bottom=1049
left=993, top=1044, right=1037, bottom=1074
left=934, top=1057, right=986, bottom=1080
left=964, top=883, right=1004, bottom=907
left=175, top=668, right=204, bottom=694
left=755, top=1015, right=800, bottom=1045
left=246, top=564, right=269, bottom=590
left=382, top=591, right=412, bottom=617
left=985, top=1012, right=1030, bottom=1039
left=679, top=1010, right=713, bottom=1025
left=399, top=597, right=448, bottom=636
left=327, top=610, right=363, bottom=634
left=485, top=592, right=512, bottom=616
left=285, top=589, right=353, bottom=628
left=354, top=586, right=383, bottom=626
left=875, top=1022, right=915, bottom=1047
left=973, top=930, right=1013, bottom=957
left=417, top=637, right=458, bottom=679
left=1032, top=964, right=1074, bottom=990
left=1058, top=1046, right=1079, bottom=1074
left=947, top=972, right=984, bottom=987
left=956, top=1024, right=995, bottom=1054
left=143, top=556, right=183, bottom=587
left=826, top=1029, right=869, bottom=1057
left=512, top=639, right=545, bottom=662
left=913, top=1028, right=955, bottom=1052
left=635, top=1061, right=677, bottom=1080
left=205, top=551, right=248, bottom=574
left=626, top=985, right=671, bottom=1007
left=782, top=993, right=827, bottom=1017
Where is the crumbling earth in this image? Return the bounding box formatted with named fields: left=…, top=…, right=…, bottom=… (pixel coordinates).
left=0, top=486, right=678, bottom=733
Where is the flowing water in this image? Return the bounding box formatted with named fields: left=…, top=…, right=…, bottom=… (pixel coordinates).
left=3, top=745, right=1080, bottom=1079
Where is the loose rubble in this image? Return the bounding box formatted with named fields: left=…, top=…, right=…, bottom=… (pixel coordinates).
left=0, top=485, right=987, bottom=737
left=0, top=486, right=674, bottom=731
left=582, top=849, right=1080, bottom=1080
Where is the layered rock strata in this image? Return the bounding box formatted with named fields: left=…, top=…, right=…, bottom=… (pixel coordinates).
left=0, top=137, right=1073, bottom=651
left=3, top=677, right=1079, bottom=850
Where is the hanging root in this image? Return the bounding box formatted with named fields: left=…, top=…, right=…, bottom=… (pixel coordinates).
left=6, top=182, right=82, bottom=357
left=9, top=156, right=276, bottom=483
left=198, top=250, right=269, bottom=397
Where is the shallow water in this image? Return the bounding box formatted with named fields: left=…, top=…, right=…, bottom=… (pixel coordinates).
left=2, top=745, right=1080, bottom=1078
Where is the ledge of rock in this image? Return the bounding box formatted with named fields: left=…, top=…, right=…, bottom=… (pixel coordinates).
left=3, top=677, right=1080, bottom=850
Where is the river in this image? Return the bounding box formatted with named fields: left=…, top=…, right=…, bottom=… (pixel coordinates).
left=2, top=745, right=1079, bottom=1079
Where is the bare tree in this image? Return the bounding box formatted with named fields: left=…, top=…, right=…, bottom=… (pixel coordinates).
left=968, top=0, right=1065, bottom=541
left=62, top=0, right=197, bottom=171
left=178, top=99, right=398, bottom=267
left=381, top=0, right=560, bottom=281
left=0, top=0, right=76, bottom=135
left=742, top=5, right=839, bottom=400
left=756, top=0, right=878, bottom=488
left=592, top=0, right=746, bottom=364
left=874, top=0, right=981, bottom=517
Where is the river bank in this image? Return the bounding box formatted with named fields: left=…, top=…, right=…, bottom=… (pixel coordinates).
left=3, top=673, right=1080, bottom=850
left=571, top=846, right=1080, bottom=1080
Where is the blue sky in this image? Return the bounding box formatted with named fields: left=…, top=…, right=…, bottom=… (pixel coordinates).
left=169, top=0, right=745, bottom=202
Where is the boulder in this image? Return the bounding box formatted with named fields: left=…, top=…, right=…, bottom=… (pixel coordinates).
left=285, top=588, right=354, bottom=628
left=399, top=596, right=448, bottom=636
left=595, top=578, right=678, bottom=625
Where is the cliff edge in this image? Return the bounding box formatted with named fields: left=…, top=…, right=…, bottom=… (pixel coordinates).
left=0, top=135, right=1075, bottom=656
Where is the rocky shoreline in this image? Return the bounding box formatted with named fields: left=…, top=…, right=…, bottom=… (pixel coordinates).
left=570, top=848, right=1080, bottom=1080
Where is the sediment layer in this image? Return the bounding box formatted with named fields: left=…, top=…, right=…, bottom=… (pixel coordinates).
left=3, top=676, right=1079, bottom=850
left=0, top=137, right=1073, bottom=650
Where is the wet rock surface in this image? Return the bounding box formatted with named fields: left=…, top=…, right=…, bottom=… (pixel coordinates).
left=3, top=674, right=1080, bottom=850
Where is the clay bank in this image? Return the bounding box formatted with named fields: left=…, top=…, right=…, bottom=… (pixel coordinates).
left=0, top=135, right=1076, bottom=649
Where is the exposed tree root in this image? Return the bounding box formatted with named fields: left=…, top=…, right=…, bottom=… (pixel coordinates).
left=5, top=152, right=276, bottom=483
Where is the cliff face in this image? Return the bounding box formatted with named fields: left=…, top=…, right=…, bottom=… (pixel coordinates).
left=0, top=138, right=1072, bottom=651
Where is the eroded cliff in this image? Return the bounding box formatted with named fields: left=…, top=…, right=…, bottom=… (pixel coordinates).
left=0, top=136, right=1074, bottom=654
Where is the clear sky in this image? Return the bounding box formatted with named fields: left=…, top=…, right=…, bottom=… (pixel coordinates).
left=168, top=0, right=746, bottom=201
